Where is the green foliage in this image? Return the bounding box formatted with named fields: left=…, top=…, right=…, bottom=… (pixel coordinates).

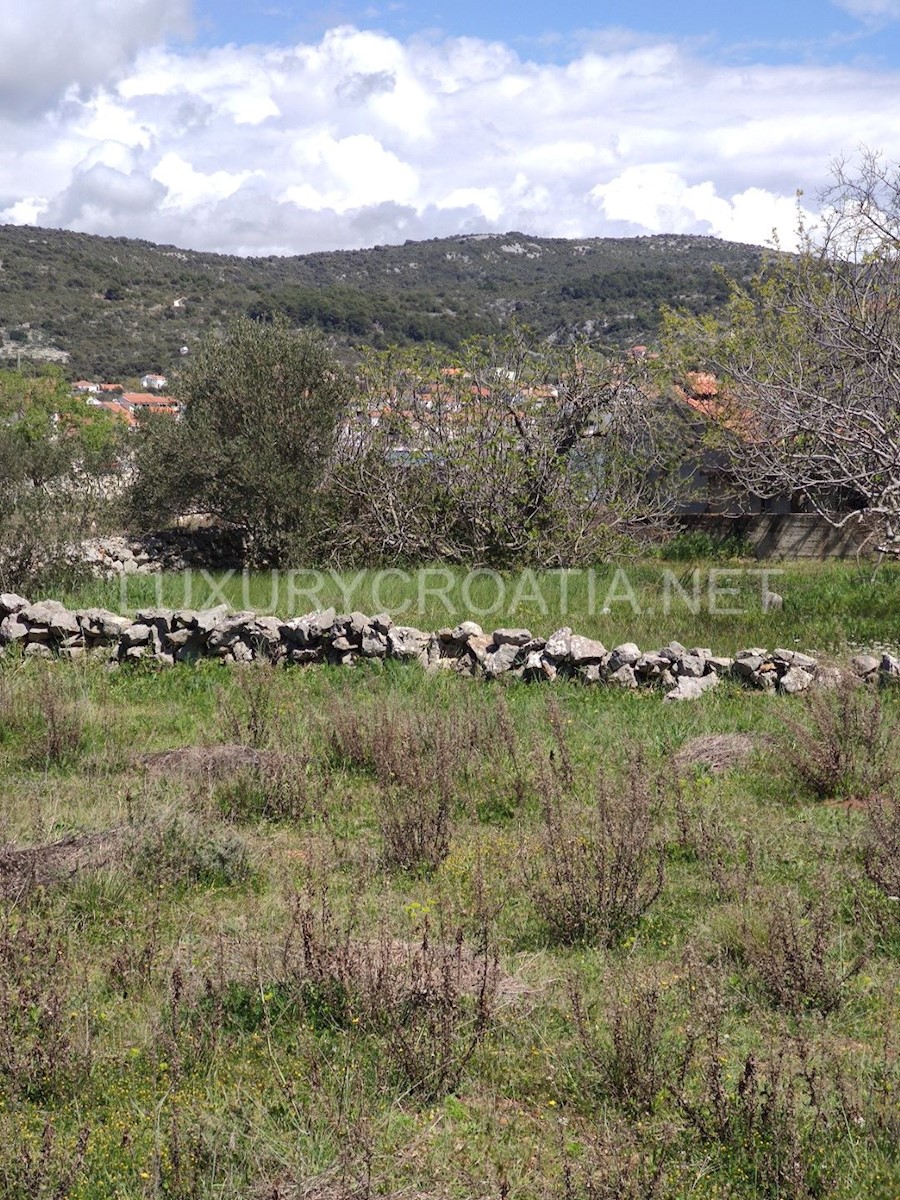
left=129, top=317, right=350, bottom=565
left=663, top=529, right=755, bottom=561
left=130, top=812, right=255, bottom=890
left=0, top=224, right=765, bottom=379
left=0, top=366, right=121, bottom=592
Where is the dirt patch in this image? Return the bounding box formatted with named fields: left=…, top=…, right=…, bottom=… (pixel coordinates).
left=132, top=744, right=288, bottom=780
left=674, top=733, right=756, bottom=776
left=0, top=829, right=125, bottom=899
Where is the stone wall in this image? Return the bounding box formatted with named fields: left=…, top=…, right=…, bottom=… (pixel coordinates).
left=2, top=593, right=898, bottom=701
left=681, top=513, right=879, bottom=559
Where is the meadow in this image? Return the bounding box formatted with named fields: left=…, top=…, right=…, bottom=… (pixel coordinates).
left=0, top=558, right=898, bottom=1198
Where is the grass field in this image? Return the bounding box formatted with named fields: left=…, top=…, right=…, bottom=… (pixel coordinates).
left=1, top=561, right=899, bottom=1198
left=57, top=557, right=900, bottom=656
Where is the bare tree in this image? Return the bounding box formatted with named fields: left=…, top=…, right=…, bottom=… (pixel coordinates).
left=323, top=332, right=684, bottom=567
left=663, top=149, right=900, bottom=556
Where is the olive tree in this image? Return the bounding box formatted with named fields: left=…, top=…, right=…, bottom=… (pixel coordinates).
left=663, top=150, right=900, bottom=556
left=130, top=318, right=350, bottom=566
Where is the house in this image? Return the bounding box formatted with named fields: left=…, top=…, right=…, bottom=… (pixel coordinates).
left=672, top=372, right=792, bottom=516
left=72, top=380, right=100, bottom=394
left=140, top=373, right=167, bottom=390
left=120, top=392, right=181, bottom=417
left=95, top=400, right=137, bottom=427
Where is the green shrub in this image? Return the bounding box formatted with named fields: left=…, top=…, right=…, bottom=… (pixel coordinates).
left=130, top=812, right=254, bottom=889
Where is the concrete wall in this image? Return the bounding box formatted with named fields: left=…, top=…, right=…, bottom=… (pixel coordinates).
left=681, top=513, right=879, bottom=559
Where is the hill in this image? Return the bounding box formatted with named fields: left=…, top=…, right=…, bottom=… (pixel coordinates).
left=0, top=224, right=767, bottom=379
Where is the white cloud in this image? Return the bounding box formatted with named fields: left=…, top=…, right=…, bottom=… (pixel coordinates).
left=591, top=166, right=811, bottom=247
left=3, top=18, right=900, bottom=255
left=152, top=153, right=259, bottom=207
left=1, top=0, right=191, bottom=119
left=834, top=0, right=900, bottom=19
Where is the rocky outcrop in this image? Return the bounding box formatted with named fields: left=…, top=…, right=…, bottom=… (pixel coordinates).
left=2, top=596, right=897, bottom=698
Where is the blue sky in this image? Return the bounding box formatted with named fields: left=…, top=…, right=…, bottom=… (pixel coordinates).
left=3, top=0, right=900, bottom=254
left=190, top=0, right=900, bottom=65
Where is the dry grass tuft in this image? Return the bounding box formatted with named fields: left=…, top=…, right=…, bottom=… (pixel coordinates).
left=674, top=733, right=755, bottom=777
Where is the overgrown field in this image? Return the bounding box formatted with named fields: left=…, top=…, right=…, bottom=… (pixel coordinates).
left=0, top=639, right=898, bottom=1198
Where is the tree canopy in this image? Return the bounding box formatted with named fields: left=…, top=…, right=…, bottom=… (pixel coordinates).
left=129, top=318, right=351, bottom=566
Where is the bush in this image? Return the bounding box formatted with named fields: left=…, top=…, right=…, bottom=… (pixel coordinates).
left=863, top=793, right=900, bottom=901
left=570, top=968, right=679, bottom=1115
left=215, top=758, right=311, bottom=824
left=130, top=812, right=254, bottom=890
left=778, top=674, right=897, bottom=800
left=529, top=749, right=666, bottom=947
left=0, top=914, right=89, bottom=1102
left=734, top=889, right=862, bottom=1016
left=281, top=889, right=500, bottom=1100
left=129, top=318, right=350, bottom=566
left=663, top=529, right=755, bottom=561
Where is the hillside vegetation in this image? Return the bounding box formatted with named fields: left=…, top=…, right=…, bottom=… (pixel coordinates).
left=0, top=224, right=765, bottom=379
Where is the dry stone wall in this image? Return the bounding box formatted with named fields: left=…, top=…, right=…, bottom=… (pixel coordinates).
left=2, top=592, right=898, bottom=700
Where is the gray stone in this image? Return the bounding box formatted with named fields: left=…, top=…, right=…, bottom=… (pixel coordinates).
left=706, top=656, right=734, bottom=675
left=173, top=604, right=228, bottom=634
left=491, top=628, right=532, bottom=647
left=22, top=600, right=79, bottom=637
left=134, top=608, right=176, bottom=632
left=732, top=654, right=764, bottom=679
left=466, top=634, right=493, bottom=665
left=23, top=642, right=52, bottom=659
left=168, top=627, right=201, bottom=651
left=451, top=620, right=484, bottom=642
left=635, top=651, right=668, bottom=679
left=880, top=654, right=900, bottom=681
left=231, top=640, right=255, bottom=663
left=77, top=608, right=131, bottom=641
left=308, top=608, right=337, bottom=637
left=388, top=625, right=430, bottom=660
left=664, top=673, right=720, bottom=702
left=607, top=664, right=638, bottom=689
left=852, top=653, right=880, bottom=678
left=607, top=642, right=641, bottom=672
left=676, top=653, right=707, bottom=678
left=0, top=593, right=28, bottom=618
left=282, top=616, right=313, bottom=647
left=120, top=623, right=153, bottom=648
left=569, top=635, right=607, bottom=665
left=778, top=666, right=814, bottom=695
left=345, top=611, right=369, bottom=639
left=370, top=612, right=394, bottom=635
left=660, top=640, right=687, bottom=661
left=763, top=591, right=784, bottom=612
left=544, top=627, right=572, bottom=659
left=484, top=643, right=522, bottom=677
left=0, top=614, right=28, bottom=643
left=360, top=628, right=389, bottom=658
left=791, top=651, right=818, bottom=671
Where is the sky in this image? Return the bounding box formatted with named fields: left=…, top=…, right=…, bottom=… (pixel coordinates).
left=3, top=0, right=900, bottom=256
